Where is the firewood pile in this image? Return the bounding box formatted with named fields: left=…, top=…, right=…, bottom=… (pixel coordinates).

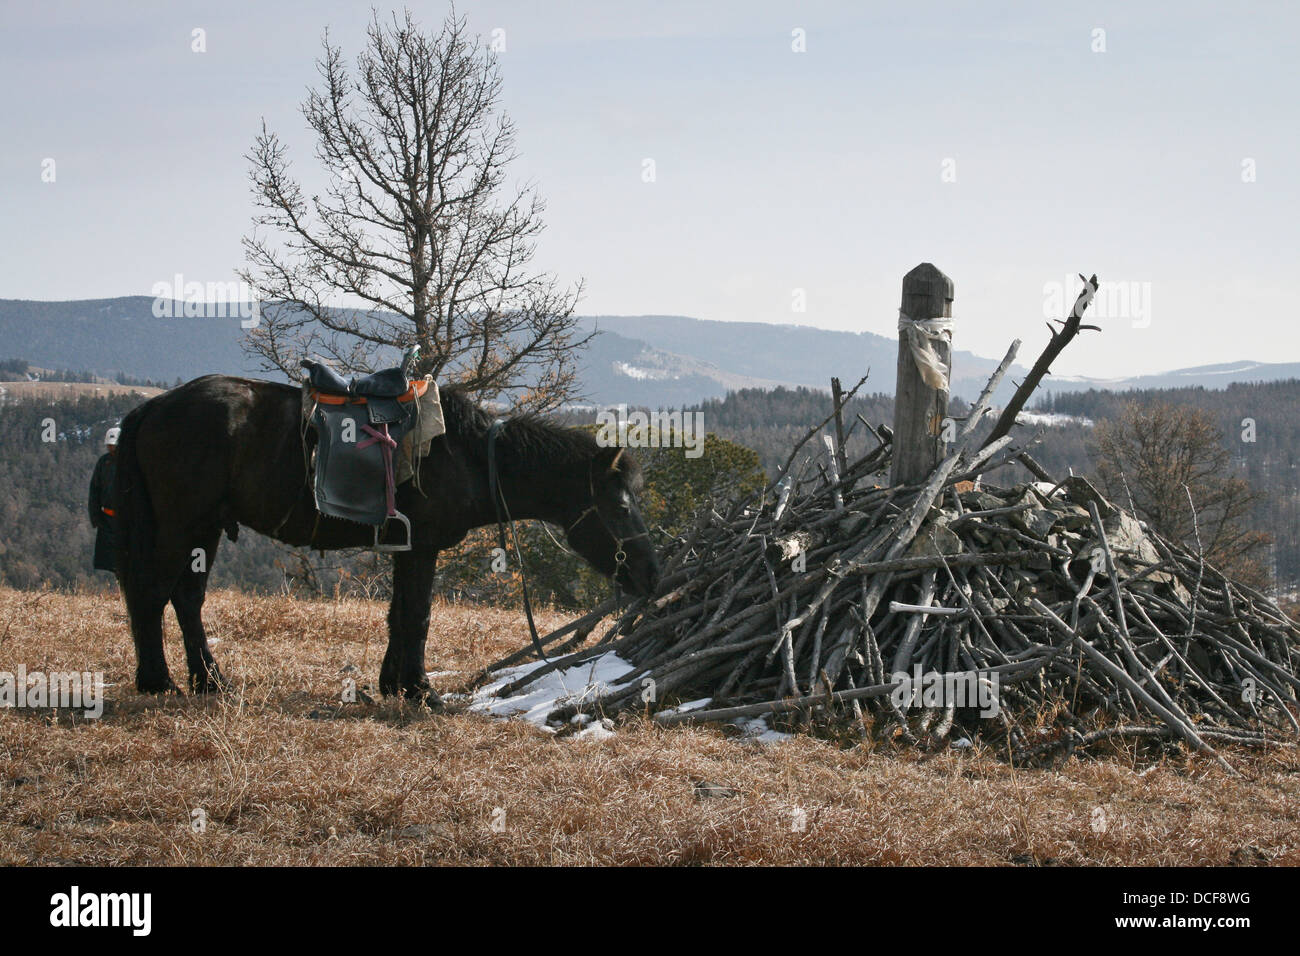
left=477, top=302, right=1300, bottom=767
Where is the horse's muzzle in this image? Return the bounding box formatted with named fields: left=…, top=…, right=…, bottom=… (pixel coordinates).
left=618, top=556, right=661, bottom=598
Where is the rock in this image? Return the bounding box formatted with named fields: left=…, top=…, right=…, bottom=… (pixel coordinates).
left=961, top=491, right=1006, bottom=512
left=1027, top=550, right=1053, bottom=571
left=1060, top=475, right=1115, bottom=517
left=1103, top=511, right=1161, bottom=566
left=1053, top=504, right=1093, bottom=532
left=907, top=519, right=964, bottom=557
left=1024, top=508, right=1062, bottom=539
left=1229, top=844, right=1273, bottom=865
left=692, top=779, right=738, bottom=800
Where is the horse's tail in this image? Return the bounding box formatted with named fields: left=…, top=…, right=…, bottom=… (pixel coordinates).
left=113, top=404, right=155, bottom=593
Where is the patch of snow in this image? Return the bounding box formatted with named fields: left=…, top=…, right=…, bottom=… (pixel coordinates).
left=1179, top=363, right=1260, bottom=376
left=467, top=651, right=634, bottom=731
left=657, top=697, right=712, bottom=718
left=733, top=715, right=793, bottom=744
left=572, top=718, right=617, bottom=742
left=1032, top=481, right=1064, bottom=499
left=425, top=670, right=459, bottom=679
left=1016, top=411, right=1094, bottom=428
left=612, top=361, right=678, bottom=381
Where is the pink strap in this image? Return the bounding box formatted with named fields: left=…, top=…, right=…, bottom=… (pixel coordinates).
left=358, top=423, right=398, bottom=516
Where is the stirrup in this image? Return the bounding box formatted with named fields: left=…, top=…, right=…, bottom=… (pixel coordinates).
left=373, top=511, right=412, bottom=552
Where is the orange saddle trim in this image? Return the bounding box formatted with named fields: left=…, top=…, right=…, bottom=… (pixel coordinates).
left=309, top=379, right=429, bottom=406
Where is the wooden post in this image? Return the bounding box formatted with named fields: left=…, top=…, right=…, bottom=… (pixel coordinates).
left=890, top=263, right=954, bottom=486
left=829, top=376, right=848, bottom=477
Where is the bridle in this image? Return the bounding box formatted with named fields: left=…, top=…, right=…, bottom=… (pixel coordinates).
left=486, top=420, right=650, bottom=662
left=564, top=463, right=652, bottom=576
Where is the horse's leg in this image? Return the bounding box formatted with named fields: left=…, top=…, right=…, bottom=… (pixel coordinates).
left=379, top=560, right=407, bottom=697
left=124, top=585, right=175, bottom=694
left=124, top=540, right=188, bottom=694
left=171, top=530, right=226, bottom=694
left=380, top=548, right=441, bottom=706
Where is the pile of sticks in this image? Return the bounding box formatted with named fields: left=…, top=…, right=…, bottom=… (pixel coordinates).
left=478, top=332, right=1300, bottom=768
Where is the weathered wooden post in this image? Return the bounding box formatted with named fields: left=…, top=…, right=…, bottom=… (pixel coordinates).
left=890, top=263, right=954, bottom=485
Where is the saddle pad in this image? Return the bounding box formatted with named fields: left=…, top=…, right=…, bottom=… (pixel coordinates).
left=395, top=380, right=446, bottom=485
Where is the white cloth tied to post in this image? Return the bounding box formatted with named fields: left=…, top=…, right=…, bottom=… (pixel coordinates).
left=897, top=311, right=954, bottom=391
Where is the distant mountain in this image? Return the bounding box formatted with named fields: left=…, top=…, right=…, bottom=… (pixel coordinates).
left=574, top=324, right=794, bottom=406
left=3, top=296, right=1298, bottom=408
left=0, top=297, right=251, bottom=382
left=1047, top=361, right=1300, bottom=394
left=580, top=315, right=1028, bottom=404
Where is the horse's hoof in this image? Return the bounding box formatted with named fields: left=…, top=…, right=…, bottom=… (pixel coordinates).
left=189, top=670, right=229, bottom=695
left=404, top=686, right=443, bottom=711
left=137, top=673, right=179, bottom=695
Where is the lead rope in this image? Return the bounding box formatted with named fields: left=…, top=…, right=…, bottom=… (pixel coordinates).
left=487, top=419, right=549, bottom=663
left=489, top=422, right=652, bottom=663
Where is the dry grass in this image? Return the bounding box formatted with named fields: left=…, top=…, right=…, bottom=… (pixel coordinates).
left=0, top=381, right=161, bottom=401
left=1, top=586, right=1297, bottom=866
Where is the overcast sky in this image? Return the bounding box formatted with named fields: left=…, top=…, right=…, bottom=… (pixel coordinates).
left=2, top=1, right=1297, bottom=377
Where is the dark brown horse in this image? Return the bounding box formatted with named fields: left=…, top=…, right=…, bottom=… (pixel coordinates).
left=112, top=375, right=660, bottom=702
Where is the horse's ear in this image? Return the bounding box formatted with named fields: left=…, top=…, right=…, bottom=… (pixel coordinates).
left=596, top=446, right=625, bottom=475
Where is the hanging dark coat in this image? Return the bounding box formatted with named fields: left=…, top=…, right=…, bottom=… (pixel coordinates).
left=88, top=451, right=117, bottom=572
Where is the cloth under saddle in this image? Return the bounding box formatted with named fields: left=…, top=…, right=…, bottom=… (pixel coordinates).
left=301, top=361, right=445, bottom=535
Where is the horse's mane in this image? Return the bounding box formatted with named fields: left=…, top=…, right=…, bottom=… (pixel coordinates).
left=438, top=387, right=600, bottom=468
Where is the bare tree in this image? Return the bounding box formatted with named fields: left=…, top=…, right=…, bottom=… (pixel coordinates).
left=1090, top=401, right=1271, bottom=587
left=239, top=8, right=588, bottom=410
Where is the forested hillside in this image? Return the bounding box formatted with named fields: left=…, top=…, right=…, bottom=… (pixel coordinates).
left=0, top=393, right=300, bottom=592
left=1031, top=382, right=1300, bottom=591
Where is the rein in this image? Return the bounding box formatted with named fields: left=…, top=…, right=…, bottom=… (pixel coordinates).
left=486, top=421, right=650, bottom=664
left=487, top=419, right=549, bottom=663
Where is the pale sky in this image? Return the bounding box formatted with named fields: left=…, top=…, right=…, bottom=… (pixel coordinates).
left=2, top=0, right=1297, bottom=377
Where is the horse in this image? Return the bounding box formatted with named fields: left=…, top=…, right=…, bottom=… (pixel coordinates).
left=111, top=374, right=661, bottom=704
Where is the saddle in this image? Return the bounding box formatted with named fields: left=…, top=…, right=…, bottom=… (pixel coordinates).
left=304, top=363, right=412, bottom=399
left=301, top=357, right=429, bottom=551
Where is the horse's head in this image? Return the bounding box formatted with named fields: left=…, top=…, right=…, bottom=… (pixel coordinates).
left=566, top=446, right=661, bottom=597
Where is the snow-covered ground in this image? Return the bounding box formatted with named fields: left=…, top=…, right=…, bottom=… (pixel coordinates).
left=460, top=657, right=791, bottom=744
left=1015, top=410, right=1094, bottom=428
left=733, top=716, right=794, bottom=743
left=613, top=361, right=677, bottom=381
left=1177, top=362, right=1262, bottom=376
left=462, top=651, right=634, bottom=730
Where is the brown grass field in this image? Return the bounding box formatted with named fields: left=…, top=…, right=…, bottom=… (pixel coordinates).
left=1, top=586, right=1297, bottom=866
left=0, top=381, right=162, bottom=401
